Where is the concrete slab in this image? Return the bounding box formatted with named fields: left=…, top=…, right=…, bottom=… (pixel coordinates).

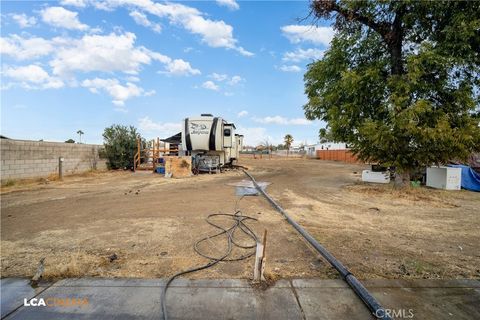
left=2, top=278, right=479, bottom=320
left=4, top=278, right=163, bottom=320
left=0, top=278, right=50, bottom=318
left=292, top=279, right=480, bottom=320
left=165, top=279, right=300, bottom=320
left=291, top=280, right=373, bottom=320
left=366, top=279, right=480, bottom=320
left=3, top=278, right=301, bottom=320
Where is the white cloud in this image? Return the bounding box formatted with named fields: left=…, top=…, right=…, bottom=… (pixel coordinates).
left=281, top=25, right=334, bottom=46
left=3, top=64, right=64, bottom=89
left=129, top=10, right=162, bottom=33
left=181, top=15, right=234, bottom=48
left=37, top=31, right=199, bottom=77
left=252, top=115, right=311, bottom=125
left=41, top=6, right=89, bottom=31
left=1, top=32, right=198, bottom=106
left=208, top=73, right=244, bottom=85
left=11, top=13, right=37, bottom=28
left=228, top=75, right=243, bottom=85
left=283, top=48, right=324, bottom=62
left=125, top=76, right=140, bottom=82
left=235, top=46, right=254, bottom=57
left=4, top=65, right=48, bottom=83
left=81, top=78, right=148, bottom=106
left=216, top=0, right=239, bottom=11
left=47, top=32, right=199, bottom=77
left=210, top=73, right=228, bottom=81
left=237, top=110, right=248, bottom=117
left=50, top=32, right=150, bottom=76
left=236, top=126, right=281, bottom=146
left=138, top=116, right=182, bottom=136
left=201, top=80, right=219, bottom=91
left=163, top=59, right=200, bottom=76
left=90, top=0, right=252, bottom=56
left=279, top=65, right=302, bottom=73
left=0, top=35, right=54, bottom=60
left=201, top=73, right=244, bottom=92
left=60, top=0, right=87, bottom=7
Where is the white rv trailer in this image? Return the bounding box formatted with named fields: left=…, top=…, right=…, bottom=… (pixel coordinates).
left=181, top=114, right=243, bottom=172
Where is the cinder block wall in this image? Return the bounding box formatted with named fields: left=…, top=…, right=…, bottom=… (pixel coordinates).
left=1, top=139, right=107, bottom=181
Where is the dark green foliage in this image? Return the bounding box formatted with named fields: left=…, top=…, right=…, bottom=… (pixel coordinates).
left=102, top=125, right=139, bottom=170
left=65, top=139, right=75, bottom=143
left=284, top=134, right=294, bottom=148
left=305, top=0, right=480, bottom=183
left=319, top=128, right=336, bottom=143
left=284, top=134, right=294, bottom=155
left=98, top=147, right=107, bottom=160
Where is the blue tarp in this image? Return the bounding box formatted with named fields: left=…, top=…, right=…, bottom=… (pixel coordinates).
left=448, top=164, right=480, bottom=192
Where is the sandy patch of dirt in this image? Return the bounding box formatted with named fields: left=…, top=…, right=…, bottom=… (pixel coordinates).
left=247, top=158, right=480, bottom=279
left=1, top=158, right=479, bottom=281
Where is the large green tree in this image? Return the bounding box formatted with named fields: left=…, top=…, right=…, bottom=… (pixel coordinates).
left=304, top=0, right=480, bottom=186
left=103, top=125, right=139, bottom=170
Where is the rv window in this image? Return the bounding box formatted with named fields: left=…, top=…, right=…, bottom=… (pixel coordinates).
left=224, top=129, right=231, bottom=137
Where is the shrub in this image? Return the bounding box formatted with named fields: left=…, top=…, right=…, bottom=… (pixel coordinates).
left=102, top=125, right=139, bottom=170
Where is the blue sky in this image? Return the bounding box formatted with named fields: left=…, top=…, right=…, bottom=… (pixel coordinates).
left=1, top=0, right=332, bottom=146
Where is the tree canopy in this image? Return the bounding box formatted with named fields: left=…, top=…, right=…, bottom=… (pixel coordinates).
left=304, top=0, right=480, bottom=185
left=103, top=125, right=139, bottom=170
left=284, top=134, right=294, bottom=148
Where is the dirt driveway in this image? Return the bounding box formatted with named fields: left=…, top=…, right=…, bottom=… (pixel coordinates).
left=1, top=157, right=479, bottom=281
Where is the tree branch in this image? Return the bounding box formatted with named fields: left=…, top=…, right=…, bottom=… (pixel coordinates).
left=312, top=0, right=391, bottom=39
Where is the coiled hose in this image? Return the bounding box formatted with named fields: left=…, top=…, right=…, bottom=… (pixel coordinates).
left=161, top=210, right=259, bottom=320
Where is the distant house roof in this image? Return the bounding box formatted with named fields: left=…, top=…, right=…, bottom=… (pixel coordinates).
left=161, top=132, right=182, bottom=145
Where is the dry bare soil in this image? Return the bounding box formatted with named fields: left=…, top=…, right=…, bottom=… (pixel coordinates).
left=1, top=157, right=479, bottom=281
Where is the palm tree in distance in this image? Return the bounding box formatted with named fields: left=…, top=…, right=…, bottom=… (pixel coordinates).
left=284, top=134, right=293, bottom=157
left=77, top=130, right=84, bottom=144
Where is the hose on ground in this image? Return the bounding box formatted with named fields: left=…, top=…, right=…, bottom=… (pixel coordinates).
left=161, top=208, right=259, bottom=320
left=242, top=169, right=392, bottom=320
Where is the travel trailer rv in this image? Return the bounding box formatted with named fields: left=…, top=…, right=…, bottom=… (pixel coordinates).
left=181, top=114, right=243, bottom=172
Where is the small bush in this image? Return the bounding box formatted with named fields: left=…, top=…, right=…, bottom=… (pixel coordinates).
left=103, top=125, right=139, bottom=170
left=3, top=179, right=16, bottom=187
left=98, top=147, right=107, bottom=160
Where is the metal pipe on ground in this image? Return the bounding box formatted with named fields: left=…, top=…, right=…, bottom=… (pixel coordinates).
left=242, top=169, right=391, bottom=320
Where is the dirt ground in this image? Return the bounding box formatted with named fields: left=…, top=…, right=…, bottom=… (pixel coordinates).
left=1, top=157, right=479, bottom=281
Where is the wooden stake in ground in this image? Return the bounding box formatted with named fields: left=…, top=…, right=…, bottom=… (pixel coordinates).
left=253, top=230, right=267, bottom=282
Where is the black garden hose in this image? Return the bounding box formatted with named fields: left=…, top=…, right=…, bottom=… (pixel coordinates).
left=161, top=210, right=259, bottom=320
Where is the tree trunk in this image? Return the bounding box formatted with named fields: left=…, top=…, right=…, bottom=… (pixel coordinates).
left=394, top=170, right=411, bottom=188
left=388, top=10, right=404, bottom=76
